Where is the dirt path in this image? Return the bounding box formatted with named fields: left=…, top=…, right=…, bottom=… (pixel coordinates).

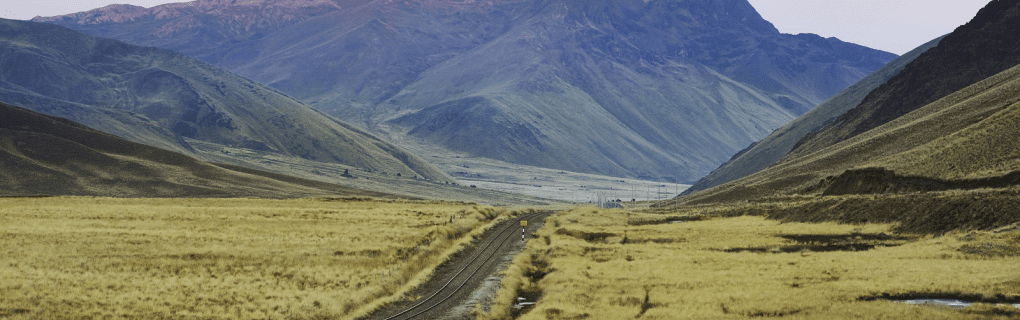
left=359, top=211, right=554, bottom=320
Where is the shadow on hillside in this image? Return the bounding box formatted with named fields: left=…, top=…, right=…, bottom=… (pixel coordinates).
left=722, top=232, right=914, bottom=253
left=809, top=168, right=1020, bottom=196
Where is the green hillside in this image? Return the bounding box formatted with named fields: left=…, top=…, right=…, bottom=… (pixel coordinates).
left=0, top=101, right=401, bottom=198
left=0, top=18, right=451, bottom=182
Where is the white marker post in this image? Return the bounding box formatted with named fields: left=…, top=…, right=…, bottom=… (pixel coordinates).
left=520, top=220, right=528, bottom=242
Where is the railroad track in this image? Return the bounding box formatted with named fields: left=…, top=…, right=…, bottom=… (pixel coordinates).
left=372, top=211, right=549, bottom=320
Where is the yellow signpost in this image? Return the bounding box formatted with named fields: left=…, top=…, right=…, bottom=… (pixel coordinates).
left=520, top=220, right=528, bottom=227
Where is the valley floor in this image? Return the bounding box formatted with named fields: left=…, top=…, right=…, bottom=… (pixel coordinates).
left=482, top=207, right=1020, bottom=320
left=0, top=197, right=528, bottom=319
left=388, top=136, right=691, bottom=203
left=5, top=196, right=1018, bottom=320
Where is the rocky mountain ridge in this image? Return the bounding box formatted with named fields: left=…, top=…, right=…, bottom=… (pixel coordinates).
left=37, top=0, right=897, bottom=182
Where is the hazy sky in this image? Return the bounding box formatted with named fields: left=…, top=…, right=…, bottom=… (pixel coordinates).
left=746, top=0, right=988, bottom=55
left=0, top=0, right=991, bottom=55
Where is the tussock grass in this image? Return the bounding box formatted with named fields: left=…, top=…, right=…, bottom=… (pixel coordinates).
left=485, top=208, right=1020, bottom=319
left=0, top=197, right=520, bottom=319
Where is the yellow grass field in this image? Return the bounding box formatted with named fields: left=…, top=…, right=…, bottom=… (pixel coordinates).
left=0, top=196, right=523, bottom=319
left=483, top=207, right=1020, bottom=320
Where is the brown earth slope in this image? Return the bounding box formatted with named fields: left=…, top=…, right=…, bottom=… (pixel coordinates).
left=672, top=61, right=1020, bottom=233
left=673, top=1, right=1020, bottom=233
left=0, top=101, right=403, bottom=199
left=789, top=0, right=1020, bottom=158
left=683, top=35, right=945, bottom=194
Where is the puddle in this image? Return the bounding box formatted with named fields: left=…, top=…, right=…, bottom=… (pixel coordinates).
left=722, top=243, right=886, bottom=253
left=513, top=297, right=536, bottom=309
left=511, top=290, right=541, bottom=318
left=902, top=299, right=1018, bottom=308
left=624, top=238, right=680, bottom=244
left=862, top=293, right=1020, bottom=311
left=780, top=233, right=912, bottom=243
left=629, top=215, right=704, bottom=226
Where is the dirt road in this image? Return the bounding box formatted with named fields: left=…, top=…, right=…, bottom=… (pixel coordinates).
left=360, top=211, right=553, bottom=320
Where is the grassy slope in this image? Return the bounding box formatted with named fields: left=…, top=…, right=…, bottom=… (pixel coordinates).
left=788, top=0, right=1020, bottom=158
left=0, top=18, right=452, bottom=182
left=0, top=101, right=400, bottom=199
left=684, top=35, right=945, bottom=194
left=682, top=62, right=1020, bottom=202
left=670, top=62, right=1020, bottom=233
left=673, top=1, right=1020, bottom=234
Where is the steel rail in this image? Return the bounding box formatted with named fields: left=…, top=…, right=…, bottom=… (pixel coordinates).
left=382, top=213, right=539, bottom=320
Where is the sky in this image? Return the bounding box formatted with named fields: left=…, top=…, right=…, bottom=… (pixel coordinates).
left=746, top=0, right=988, bottom=55
left=0, top=0, right=991, bottom=55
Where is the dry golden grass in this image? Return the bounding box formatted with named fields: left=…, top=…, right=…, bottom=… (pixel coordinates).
left=664, top=188, right=1020, bottom=234
left=0, top=196, right=521, bottom=319
left=484, top=207, right=1020, bottom=319
left=684, top=63, right=1020, bottom=206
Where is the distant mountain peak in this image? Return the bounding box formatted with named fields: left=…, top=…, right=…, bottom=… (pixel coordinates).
left=31, top=0, right=343, bottom=28
left=33, top=0, right=895, bottom=183
left=31, top=4, right=148, bottom=24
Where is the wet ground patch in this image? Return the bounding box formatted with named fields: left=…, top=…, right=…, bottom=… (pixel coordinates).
left=723, top=243, right=882, bottom=253
left=510, top=288, right=542, bottom=318
left=2, top=309, right=31, bottom=317
left=860, top=292, right=1020, bottom=315
left=958, top=242, right=1020, bottom=257
left=624, top=238, right=682, bottom=244
left=511, top=253, right=552, bottom=319
left=780, top=232, right=911, bottom=243
left=555, top=228, right=615, bottom=243
left=722, top=232, right=913, bottom=253
left=628, top=215, right=705, bottom=226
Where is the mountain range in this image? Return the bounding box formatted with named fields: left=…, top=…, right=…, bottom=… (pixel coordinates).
left=36, top=0, right=897, bottom=183
left=0, top=17, right=451, bottom=182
